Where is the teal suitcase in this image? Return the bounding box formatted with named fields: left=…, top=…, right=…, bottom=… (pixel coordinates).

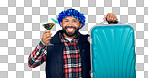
left=90, top=24, right=136, bottom=78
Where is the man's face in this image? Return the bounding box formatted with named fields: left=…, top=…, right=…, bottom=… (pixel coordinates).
left=61, top=16, right=82, bottom=37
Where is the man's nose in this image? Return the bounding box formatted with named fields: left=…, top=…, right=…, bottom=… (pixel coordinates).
left=67, top=21, right=74, bottom=26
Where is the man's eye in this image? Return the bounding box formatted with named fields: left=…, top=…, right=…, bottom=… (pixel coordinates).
left=64, top=21, right=68, bottom=22
left=74, top=21, right=77, bottom=22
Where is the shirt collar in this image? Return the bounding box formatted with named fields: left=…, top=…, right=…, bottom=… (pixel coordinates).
left=59, top=31, right=80, bottom=43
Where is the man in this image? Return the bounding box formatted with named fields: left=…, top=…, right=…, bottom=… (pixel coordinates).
left=28, top=9, right=118, bottom=78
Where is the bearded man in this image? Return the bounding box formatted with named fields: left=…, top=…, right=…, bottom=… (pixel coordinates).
left=28, top=9, right=119, bottom=78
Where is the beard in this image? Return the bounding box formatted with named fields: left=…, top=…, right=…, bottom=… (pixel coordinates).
left=62, top=26, right=79, bottom=37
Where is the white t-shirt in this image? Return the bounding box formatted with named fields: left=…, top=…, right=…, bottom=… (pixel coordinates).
left=65, top=38, right=73, bottom=42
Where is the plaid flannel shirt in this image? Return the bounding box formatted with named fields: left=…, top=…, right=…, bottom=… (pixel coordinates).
left=59, top=33, right=82, bottom=78
left=28, top=32, right=82, bottom=78
left=28, top=40, right=47, bottom=68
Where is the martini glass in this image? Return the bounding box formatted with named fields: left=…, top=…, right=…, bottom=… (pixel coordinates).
left=42, top=18, right=58, bottom=30
left=42, top=22, right=55, bottom=30
left=41, top=18, right=58, bottom=45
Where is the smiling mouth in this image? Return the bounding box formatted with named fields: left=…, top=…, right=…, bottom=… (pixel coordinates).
left=63, top=26, right=79, bottom=37
left=66, top=28, right=75, bottom=32
left=65, top=26, right=76, bottom=32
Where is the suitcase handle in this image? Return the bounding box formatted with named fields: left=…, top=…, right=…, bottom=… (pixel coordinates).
left=99, top=18, right=119, bottom=25
left=105, top=18, right=118, bottom=24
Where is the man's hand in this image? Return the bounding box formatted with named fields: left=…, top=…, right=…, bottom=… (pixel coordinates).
left=104, top=13, right=117, bottom=23
left=42, top=30, right=52, bottom=45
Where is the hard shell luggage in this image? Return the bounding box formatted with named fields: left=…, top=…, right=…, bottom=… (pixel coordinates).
left=90, top=24, right=136, bottom=78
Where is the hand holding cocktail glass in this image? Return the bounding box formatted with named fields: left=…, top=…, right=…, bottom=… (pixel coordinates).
left=41, top=18, right=58, bottom=45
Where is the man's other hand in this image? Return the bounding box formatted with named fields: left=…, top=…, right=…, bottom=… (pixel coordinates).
left=104, top=13, right=117, bottom=23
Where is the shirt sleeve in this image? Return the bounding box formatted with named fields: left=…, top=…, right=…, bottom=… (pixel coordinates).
left=28, top=40, right=47, bottom=68
left=87, top=35, right=91, bottom=43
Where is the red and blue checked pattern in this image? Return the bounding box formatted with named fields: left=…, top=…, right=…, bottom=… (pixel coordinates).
left=28, top=32, right=82, bottom=78
left=60, top=33, right=82, bottom=78
left=28, top=41, right=47, bottom=68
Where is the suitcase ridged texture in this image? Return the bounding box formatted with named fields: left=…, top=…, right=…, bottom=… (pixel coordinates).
left=91, top=25, right=136, bottom=78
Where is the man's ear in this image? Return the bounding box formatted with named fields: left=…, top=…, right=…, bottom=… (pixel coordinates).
left=79, top=23, right=82, bottom=28
left=60, top=22, right=62, bottom=26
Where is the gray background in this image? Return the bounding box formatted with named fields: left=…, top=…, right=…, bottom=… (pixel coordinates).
left=0, top=0, right=148, bottom=78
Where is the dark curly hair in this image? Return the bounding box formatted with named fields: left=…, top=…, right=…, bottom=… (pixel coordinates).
left=57, top=9, right=86, bottom=29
